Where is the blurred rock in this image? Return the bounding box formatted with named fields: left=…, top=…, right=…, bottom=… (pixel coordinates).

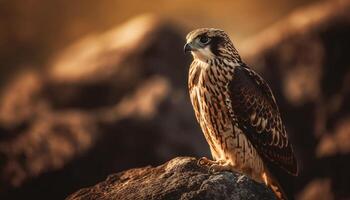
left=242, top=0, right=350, bottom=199
left=316, top=118, right=350, bottom=157
left=0, top=111, right=97, bottom=190
left=49, top=14, right=160, bottom=84
left=0, top=70, right=46, bottom=131
left=45, top=14, right=190, bottom=110
left=0, top=14, right=206, bottom=200
left=297, top=179, right=334, bottom=200
left=101, top=76, right=170, bottom=120
left=66, top=157, right=276, bottom=200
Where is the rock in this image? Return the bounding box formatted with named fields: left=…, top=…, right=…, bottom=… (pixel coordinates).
left=316, top=118, right=350, bottom=157
left=45, top=14, right=191, bottom=110
left=0, top=70, right=45, bottom=131
left=66, top=157, right=276, bottom=200
left=0, top=14, right=207, bottom=200
left=296, top=179, right=334, bottom=200
left=0, top=110, right=97, bottom=190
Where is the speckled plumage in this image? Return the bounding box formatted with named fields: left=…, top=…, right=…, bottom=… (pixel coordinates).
left=185, top=28, right=298, bottom=200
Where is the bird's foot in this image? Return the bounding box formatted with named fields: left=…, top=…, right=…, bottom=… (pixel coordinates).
left=197, top=157, right=231, bottom=173
left=236, top=174, right=246, bottom=183
left=208, top=162, right=232, bottom=173
left=197, top=157, right=216, bottom=167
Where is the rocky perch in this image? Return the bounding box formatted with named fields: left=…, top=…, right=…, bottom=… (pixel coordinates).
left=66, top=157, right=276, bottom=200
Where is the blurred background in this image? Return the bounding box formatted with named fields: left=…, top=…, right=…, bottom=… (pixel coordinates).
left=0, top=0, right=349, bottom=199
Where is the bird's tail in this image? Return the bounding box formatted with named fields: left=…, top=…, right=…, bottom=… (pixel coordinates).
left=262, top=171, right=289, bottom=200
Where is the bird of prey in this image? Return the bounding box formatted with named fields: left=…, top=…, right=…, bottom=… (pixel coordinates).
left=184, top=28, right=298, bottom=200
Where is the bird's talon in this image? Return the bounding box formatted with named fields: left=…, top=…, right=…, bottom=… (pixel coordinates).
left=197, top=157, right=214, bottom=167
left=208, top=165, right=218, bottom=173
left=237, top=175, right=245, bottom=183
left=197, top=158, right=205, bottom=166
left=197, top=158, right=206, bottom=166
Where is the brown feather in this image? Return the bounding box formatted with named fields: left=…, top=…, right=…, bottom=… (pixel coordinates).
left=229, top=66, right=298, bottom=175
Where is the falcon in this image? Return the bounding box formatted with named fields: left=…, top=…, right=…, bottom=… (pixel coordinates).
left=184, top=28, right=298, bottom=200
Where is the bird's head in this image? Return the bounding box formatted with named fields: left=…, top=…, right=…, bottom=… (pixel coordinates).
left=184, top=28, right=240, bottom=62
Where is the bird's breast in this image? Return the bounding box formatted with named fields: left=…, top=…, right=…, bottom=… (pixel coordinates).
left=189, top=71, right=233, bottom=142
left=189, top=62, right=233, bottom=134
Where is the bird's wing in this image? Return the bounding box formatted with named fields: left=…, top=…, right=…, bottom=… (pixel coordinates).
left=228, top=66, right=298, bottom=175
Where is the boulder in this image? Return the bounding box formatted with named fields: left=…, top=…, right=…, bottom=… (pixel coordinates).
left=0, top=14, right=206, bottom=200
left=66, top=157, right=276, bottom=200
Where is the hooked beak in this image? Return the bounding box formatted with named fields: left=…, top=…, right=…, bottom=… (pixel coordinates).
left=184, top=43, right=193, bottom=53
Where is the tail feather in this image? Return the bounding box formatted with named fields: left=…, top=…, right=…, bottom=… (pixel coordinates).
left=262, top=171, right=289, bottom=200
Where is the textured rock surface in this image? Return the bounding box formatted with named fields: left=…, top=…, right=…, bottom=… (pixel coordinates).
left=66, top=157, right=276, bottom=200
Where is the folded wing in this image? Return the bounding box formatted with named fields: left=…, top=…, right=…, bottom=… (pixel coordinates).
left=228, top=66, right=298, bottom=175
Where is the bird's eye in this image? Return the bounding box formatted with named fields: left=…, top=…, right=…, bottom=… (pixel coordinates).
left=199, top=36, right=210, bottom=44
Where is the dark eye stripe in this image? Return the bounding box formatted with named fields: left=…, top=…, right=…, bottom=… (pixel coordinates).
left=210, top=36, right=224, bottom=56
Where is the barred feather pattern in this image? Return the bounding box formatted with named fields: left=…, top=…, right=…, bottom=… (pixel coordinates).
left=188, top=59, right=266, bottom=182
